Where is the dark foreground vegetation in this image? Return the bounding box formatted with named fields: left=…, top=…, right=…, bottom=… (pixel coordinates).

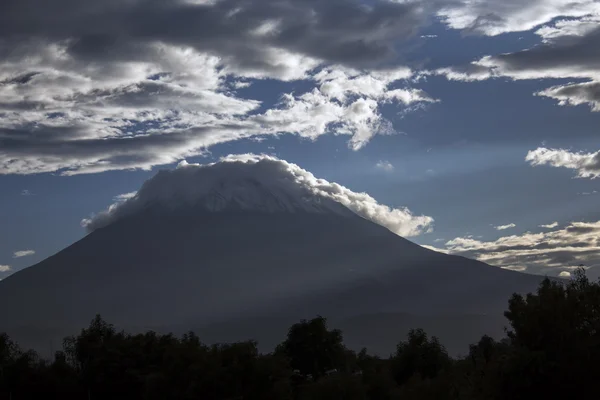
left=1, top=269, right=600, bottom=399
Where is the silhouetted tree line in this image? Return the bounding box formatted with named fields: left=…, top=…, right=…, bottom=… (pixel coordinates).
left=1, top=269, right=600, bottom=399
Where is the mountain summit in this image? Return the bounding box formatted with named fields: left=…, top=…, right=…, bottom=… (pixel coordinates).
left=0, top=155, right=543, bottom=355
left=83, top=155, right=432, bottom=235
left=85, top=157, right=354, bottom=233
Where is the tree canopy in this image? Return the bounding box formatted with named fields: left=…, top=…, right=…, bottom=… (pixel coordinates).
left=1, top=269, right=600, bottom=399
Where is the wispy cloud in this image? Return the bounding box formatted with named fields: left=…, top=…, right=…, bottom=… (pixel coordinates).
left=376, top=160, right=394, bottom=172
left=13, top=250, right=35, bottom=258
left=20, top=189, right=33, bottom=196
left=113, top=192, right=138, bottom=202
left=0, top=265, right=11, bottom=273
left=430, top=220, right=600, bottom=277
left=540, top=222, right=559, bottom=229
left=495, top=223, right=516, bottom=231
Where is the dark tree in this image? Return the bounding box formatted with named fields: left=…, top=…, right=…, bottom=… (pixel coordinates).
left=391, top=328, right=451, bottom=386
left=500, top=268, right=600, bottom=400
left=277, top=316, right=346, bottom=379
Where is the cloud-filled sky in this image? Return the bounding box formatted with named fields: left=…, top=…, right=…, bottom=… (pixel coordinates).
left=1, top=0, right=599, bottom=279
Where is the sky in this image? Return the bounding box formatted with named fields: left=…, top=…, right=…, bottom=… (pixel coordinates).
left=1, top=0, right=600, bottom=280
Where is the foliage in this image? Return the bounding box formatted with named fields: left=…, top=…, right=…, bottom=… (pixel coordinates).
left=2, top=268, right=600, bottom=399
left=276, top=316, right=347, bottom=379
left=391, top=328, right=451, bottom=386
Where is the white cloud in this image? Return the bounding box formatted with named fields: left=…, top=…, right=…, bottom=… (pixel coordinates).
left=313, top=67, right=438, bottom=108
left=526, top=147, right=600, bottom=179
left=376, top=160, right=394, bottom=172
left=315, top=67, right=410, bottom=101
left=251, top=68, right=436, bottom=151
left=433, top=220, right=600, bottom=277
left=13, top=250, right=35, bottom=258
left=253, top=89, right=357, bottom=143
left=113, top=192, right=138, bottom=202
left=231, top=81, right=252, bottom=89
left=540, top=222, right=559, bottom=229
left=495, top=223, right=516, bottom=231
left=430, top=65, right=493, bottom=82
left=83, top=154, right=434, bottom=238
left=437, top=0, right=600, bottom=36
left=0, top=265, right=11, bottom=272
left=559, top=271, right=572, bottom=278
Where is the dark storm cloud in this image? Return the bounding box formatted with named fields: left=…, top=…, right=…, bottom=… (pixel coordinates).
left=437, top=21, right=600, bottom=81
left=491, top=25, right=600, bottom=75
left=566, top=226, right=599, bottom=234
left=0, top=0, right=443, bottom=175
left=0, top=124, right=255, bottom=175
left=0, top=72, right=41, bottom=85
left=0, top=0, right=426, bottom=70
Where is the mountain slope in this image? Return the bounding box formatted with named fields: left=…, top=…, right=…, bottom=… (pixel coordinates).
left=0, top=208, right=543, bottom=355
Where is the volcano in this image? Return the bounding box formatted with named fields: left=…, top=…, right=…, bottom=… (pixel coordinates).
left=0, top=155, right=544, bottom=355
